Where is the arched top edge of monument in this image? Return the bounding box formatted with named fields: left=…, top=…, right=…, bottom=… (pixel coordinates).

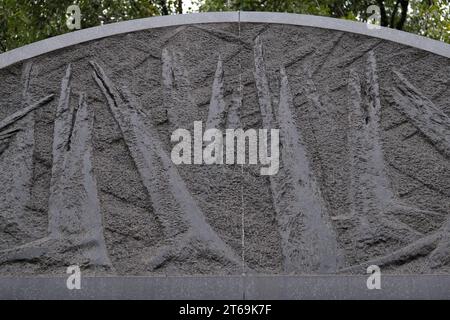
left=0, top=11, right=449, bottom=69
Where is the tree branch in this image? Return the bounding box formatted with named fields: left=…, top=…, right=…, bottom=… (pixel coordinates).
left=176, top=0, right=182, bottom=14
left=158, top=0, right=169, bottom=15
left=390, top=0, right=400, bottom=28
left=377, top=0, right=389, bottom=27
left=396, top=0, right=409, bottom=30
left=0, top=40, right=6, bottom=53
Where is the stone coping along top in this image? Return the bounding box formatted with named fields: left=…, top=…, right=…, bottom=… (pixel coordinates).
left=0, top=11, right=449, bottom=70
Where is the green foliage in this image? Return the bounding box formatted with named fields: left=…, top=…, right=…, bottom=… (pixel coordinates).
left=198, top=0, right=332, bottom=15
left=0, top=0, right=448, bottom=53
left=0, top=0, right=161, bottom=52
left=199, top=0, right=450, bottom=43
left=407, top=0, right=450, bottom=43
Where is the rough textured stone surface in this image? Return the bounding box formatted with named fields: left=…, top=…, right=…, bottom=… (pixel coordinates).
left=0, top=21, right=449, bottom=276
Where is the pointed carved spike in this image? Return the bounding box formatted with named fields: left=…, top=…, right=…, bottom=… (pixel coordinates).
left=48, top=64, right=73, bottom=235
left=366, top=51, right=381, bottom=116
left=273, top=65, right=340, bottom=273
left=391, top=69, right=450, bottom=158
left=0, top=94, right=54, bottom=133
left=51, top=64, right=73, bottom=173
left=161, top=48, right=174, bottom=89
left=303, top=66, right=326, bottom=113
left=227, top=89, right=242, bottom=129
left=91, top=61, right=241, bottom=268
left=21, top=62, right=33, bottom=105
left=253, top=36, right=274, bottom=129
left=206, top=56, right=226, bottom=129
left=48, top=90, right=112, bottom=267
left=345, top=55, right=441, bottom=258
left=160, top=48, right=196, bottom=128
left=347, top=60, right=396, bottom=217
left=0, top=63, right=42, bottom=237
left=347, top=68, right=367, bottom=225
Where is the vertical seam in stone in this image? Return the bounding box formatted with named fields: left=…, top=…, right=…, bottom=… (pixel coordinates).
left=238, top=9, right=246, bottom=277
left=91, top=61, right=241, bottom=268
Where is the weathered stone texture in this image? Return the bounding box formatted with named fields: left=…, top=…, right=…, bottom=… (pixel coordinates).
left=0, top=22, right=449, bottom=276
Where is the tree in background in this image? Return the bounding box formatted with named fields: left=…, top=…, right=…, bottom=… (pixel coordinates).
left=0, top=0, right=449, bottom=53
left=407, top=0, right=449, bottom=42
left=0, top=0, right=181, bottom=52
left=199, top=0, right=449, bottom=43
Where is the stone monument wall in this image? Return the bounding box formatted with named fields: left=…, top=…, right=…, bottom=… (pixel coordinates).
left=0, top=13, right=449, bottom=277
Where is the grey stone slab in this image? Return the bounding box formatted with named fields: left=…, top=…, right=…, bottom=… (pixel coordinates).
left=245, top=275, right=450, bottom=299
left=0, top=13, right=449, bottom=283
left=0, top=12, right=449, bottom=70
left=0, top=276, right=245, bottom=300
left=239, top=12, right=450, bottom=58
left=0, top=12, right=239, bottom=69
left=1, top=276, right=449, bottom=299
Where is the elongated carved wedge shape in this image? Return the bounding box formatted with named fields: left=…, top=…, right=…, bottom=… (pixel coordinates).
left=161, top=48, right=197, bottom=129
left=391, top=70, right=450, bottom=158
left=254, top=36, right=340, bottom=273
left=48, top=90, right=111, bottom=266
left=0, top=95, right=53, bottom=132
left=0, top=65, right=111, bottom=268
left=91, top=61, right=241, bottom=270
left=206, top=57, right=226, bottom=130
left=342, top=52, right=445, bottom=270
left=0, top=63, right=37, bottom=238
left=47, top=65, right=111, bottom=266
left=346, top=54, right=420, bottom=236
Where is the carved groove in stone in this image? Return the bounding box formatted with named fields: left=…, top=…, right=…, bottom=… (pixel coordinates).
left=0, top=22, right=448, bottom=276
left=0, top=94, right=54, bottom=132
left=0, top=65, right=112, bottom=268
left=49, top=92, right=112, bottom=265
left=206, top=57, right=226, bottom=129
left=391, top=70, right=450, bottom=158
left=253, top=36, right=274, bottom=129
left=91, top=60, right=241, bottom=270
left=340, top=52, right=444, bottom=269
left=254, top=37, right=340, bottom=273
left=278, top=66, right=340, bottom=273
left=0, top=62, right=37, bottom=241
left=341, top=232, right=440, bottom=272
left=206, top=55, right=241, bottom=129
left=226, top=88, right=242, bottom=129
left=161, top=47, right=196, bottom=128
